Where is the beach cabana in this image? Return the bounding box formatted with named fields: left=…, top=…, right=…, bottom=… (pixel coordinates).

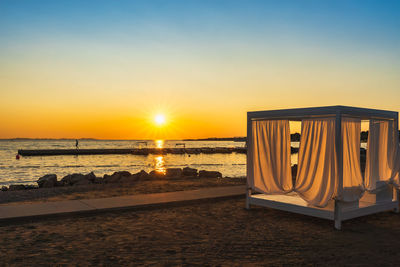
left=246, top=106, right=400, bottom=229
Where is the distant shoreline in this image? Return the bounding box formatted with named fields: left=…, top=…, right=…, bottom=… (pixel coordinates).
left=183, top=137, right=246, bottom=142
left=0, top=138, right=99, bottom=141
left=1, top=130, right=398, bottom=142
left=0, top=137, right=249, bottom=141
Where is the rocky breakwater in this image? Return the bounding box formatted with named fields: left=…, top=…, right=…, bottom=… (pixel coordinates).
left=0, top=167, right=223, bottom=191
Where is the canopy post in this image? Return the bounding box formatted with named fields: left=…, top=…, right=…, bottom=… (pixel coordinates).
left=334, top=111, right=343, bottom=229
left=394, top=113, right=400, bottom=213
left=393, top=189, right=399, bottom=213
left=246, top=114, right=253, bottom=210
left=246, top=188, right=251, bottom=210
left=334, top=201, right=342, bottom=230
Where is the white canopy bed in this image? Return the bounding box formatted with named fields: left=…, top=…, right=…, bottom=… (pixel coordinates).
left=246, top=106, right=400, bottom=230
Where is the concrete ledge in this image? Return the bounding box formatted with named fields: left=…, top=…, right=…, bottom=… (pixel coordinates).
left=18, top=147, right=247, bottom=156
left=0, top=186, right=246, bottom=222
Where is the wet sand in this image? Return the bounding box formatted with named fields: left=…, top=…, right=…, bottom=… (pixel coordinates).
left=1, top=197, right=400, bottom=265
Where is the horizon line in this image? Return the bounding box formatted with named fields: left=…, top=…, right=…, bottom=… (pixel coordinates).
left=0, top=137, right=248, bottom=141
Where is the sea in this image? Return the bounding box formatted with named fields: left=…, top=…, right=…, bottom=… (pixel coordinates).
left=0, top=140, right=248, bottom=186
left=0, top=139, right=368, bottom=186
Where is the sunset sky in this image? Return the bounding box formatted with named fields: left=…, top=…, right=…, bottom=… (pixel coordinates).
left=1, top=0, right=399, bottom=139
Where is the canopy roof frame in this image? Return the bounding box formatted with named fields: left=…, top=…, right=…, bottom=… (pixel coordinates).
left=246, top=105, right=399, bottom=230
left=248, top=105, right=398, bottom=121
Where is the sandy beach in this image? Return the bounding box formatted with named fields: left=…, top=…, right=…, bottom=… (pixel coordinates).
left=0, top=177, right=246, bottom=205
left=1, top=194, right=400, bottom=265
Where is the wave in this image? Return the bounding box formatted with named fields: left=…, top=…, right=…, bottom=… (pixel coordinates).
left=16, top=165, right=41, bottom=169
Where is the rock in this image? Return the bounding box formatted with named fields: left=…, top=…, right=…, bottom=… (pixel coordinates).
left=1, top=186, right=8, bottom=191
left=8, top=184, right=26, bottom=191
left=61, top=173, right=91, bottom=186
left=165, top=168, right=182, bottom=178
left=137, top=170, right=149, bottom=179
left=25, top=184, right=38, bottom=190
left=73, top=179, right=92, bottom=186
left=85, top=172, right=96, bottom=182
left=119, top=171, right=145, bottom=183
left=104, top=171, right=131, bottom=183
left=119, top=175, right=135, bottom=183
left=115, top=171, right=131, bottom=177
left=182, top=167, right=198, bottom=177
left=93, top=177, right=104, bottom=184
left=103, top=174, right=112, bottom=183
left=149, top=170, right=165, bottom=179
left=37, top=174, right=58, bottom=188
left=130, top=170, right=149, bottom=181
left=198, top=170, right=222, bottom=178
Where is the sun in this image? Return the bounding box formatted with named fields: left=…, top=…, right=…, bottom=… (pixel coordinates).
left=154, top=114, right=166, bottom=126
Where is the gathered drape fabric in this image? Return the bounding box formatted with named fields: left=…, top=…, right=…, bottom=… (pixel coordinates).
left=295, top=118, right=337, bottom=207
left=340, top=117, right=365, bottom=202
left=365, top=120, right=400, bottom=191
left=249, top=117, right=399, bottom=208
left=250, top=120, right=293, bottom=194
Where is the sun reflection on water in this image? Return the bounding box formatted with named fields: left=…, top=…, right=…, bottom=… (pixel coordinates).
left=156, top=139, right=164, bottom=149
left=154, top=155, right=166, bottom=174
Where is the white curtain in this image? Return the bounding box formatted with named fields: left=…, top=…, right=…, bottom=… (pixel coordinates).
left=365, top=120, right=400, bottom=191
left=250, top=120, right=292, bottom=194
left=340, top=117, right=364, bottom=202
left=249, top=116, right=398, bottom=208
left=295, top=118, right=337, bottom=207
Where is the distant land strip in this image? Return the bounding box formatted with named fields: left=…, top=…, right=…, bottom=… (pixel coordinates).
left=3, top=131, right=400, bottom=142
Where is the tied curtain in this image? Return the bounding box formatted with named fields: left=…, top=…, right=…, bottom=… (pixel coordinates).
left=365, top=120, right=400, bottom=191
left=250, top=117, right=365, bottom=207
left=250, top=120, right=292, bottom=194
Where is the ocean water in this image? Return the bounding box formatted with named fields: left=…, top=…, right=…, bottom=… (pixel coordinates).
left=0, top=140, right=247, bottom=186
left=0, top=140, right=367, bottom=186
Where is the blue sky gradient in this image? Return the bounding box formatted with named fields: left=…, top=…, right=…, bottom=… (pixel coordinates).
left=0, top=0, right=399, bottom=138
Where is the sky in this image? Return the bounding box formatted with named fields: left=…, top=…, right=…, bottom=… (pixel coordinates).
left=0, top=0, right=399, bottom=139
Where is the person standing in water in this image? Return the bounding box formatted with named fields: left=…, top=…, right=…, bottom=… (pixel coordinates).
left=75, top=139, right=79, bottom=149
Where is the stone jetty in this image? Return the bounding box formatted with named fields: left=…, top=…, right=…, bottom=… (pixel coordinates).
left=18, top=147, right=248, bottom=156
left=18, top=146, right=300, bottom=156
